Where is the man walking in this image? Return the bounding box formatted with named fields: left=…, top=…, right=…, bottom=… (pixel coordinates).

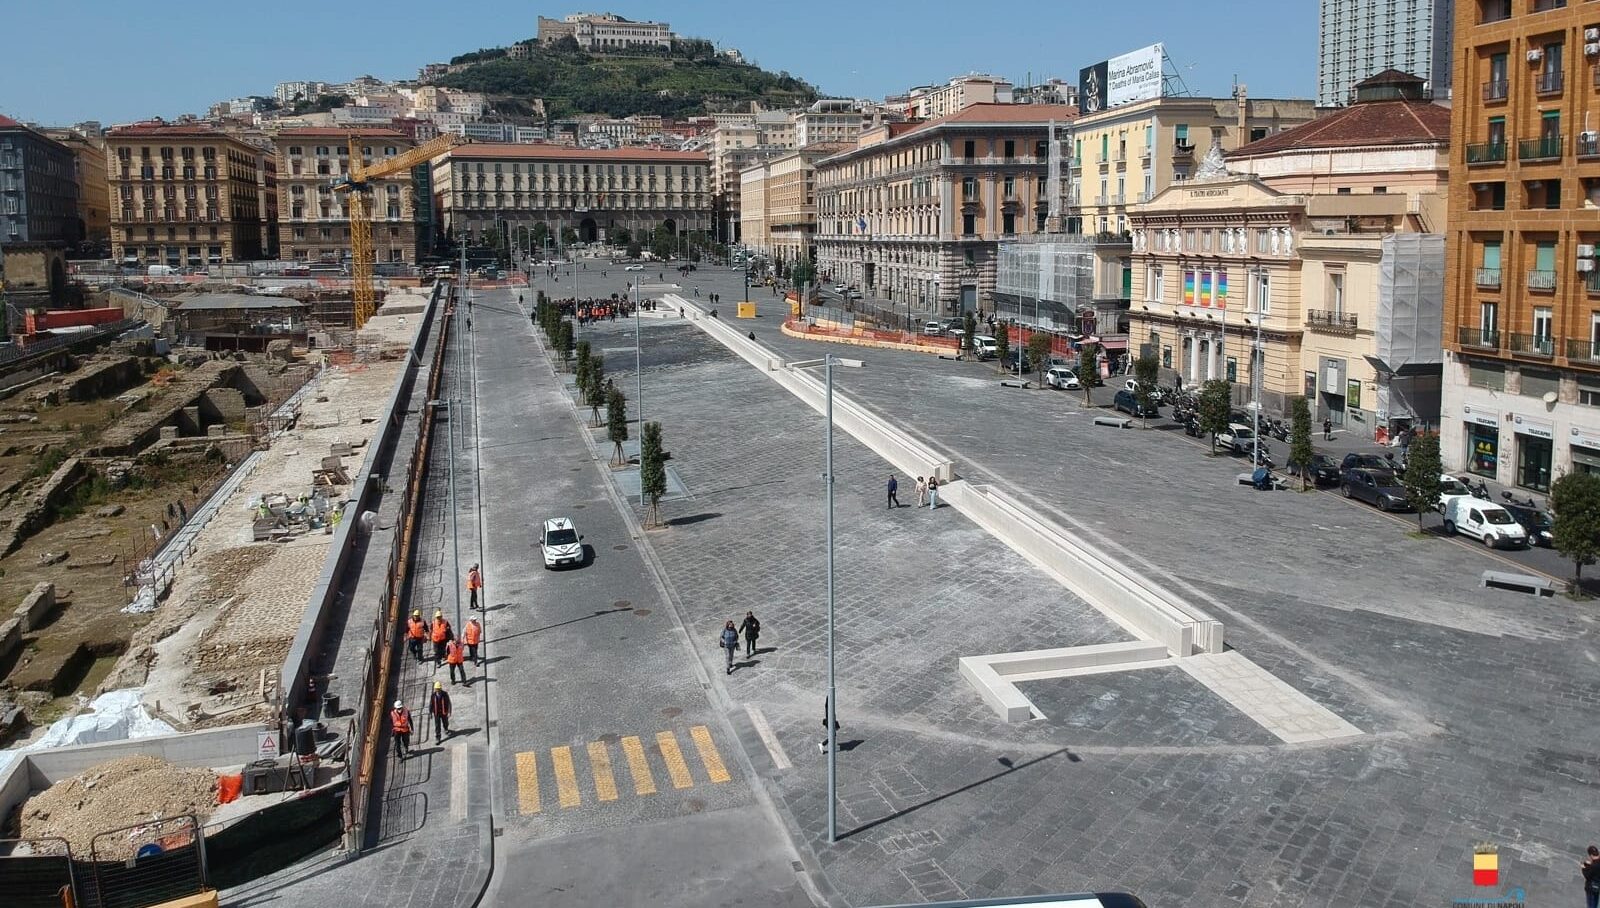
left=738, top=611, right=761, bottom=658
left=886, top=474, right=900, bottom=509
left=1583, top=845, right=1600, bottom=908
left=431, top=610, right=453, bottom=665
left=390, top=699, right=413, bottom=760
left=819, top=697, right=840, bottom=754
left=467, top=563, right=484, bottom=611
left=445, top=638, right=468, bottom=685
left=719, top=620, right=739, bottom=675
left=1323, top=417, right=1334, bottom=441
left=429, top=681, right=453, bottom=741
left=405, top=609, right=427, bottom=663
left=464, top=617, right=483, bottom=666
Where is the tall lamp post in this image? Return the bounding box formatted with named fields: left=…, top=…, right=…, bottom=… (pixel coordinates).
left=787, top=354, right=864, bottom=845
left=634, top=276, right=644, bottom=505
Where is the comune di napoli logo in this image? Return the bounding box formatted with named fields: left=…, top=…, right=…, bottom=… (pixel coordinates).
left=1451, top=844, right=1525, bottom=908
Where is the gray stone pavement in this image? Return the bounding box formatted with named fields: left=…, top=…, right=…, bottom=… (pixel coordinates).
left=521, top=265, right=1600, bottom=908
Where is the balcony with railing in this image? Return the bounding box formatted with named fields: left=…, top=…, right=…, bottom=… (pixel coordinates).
left=1567, top=338, right=1600, bottom=363
left=1587, top=270, right=1600, bottom=293
left=1306, top=309, right=1359, bottom=332
left=1457, top=326, right=1500, bottom=349
left=1527, top=269, right=1557, bottom=291
left=1508, top=332, right=1555, bottom=357
left=1482, top=80, right=1509, bottom=102
left=1475, top=268, right=1502, bottom=289
left=1466, top=142, right=1507, bottom=164
left=1536, top=70, right=1565, bottom=95
left=1579, top=133, right=1600, bottom=158
left=1519, top=135, right=1563, bottom=161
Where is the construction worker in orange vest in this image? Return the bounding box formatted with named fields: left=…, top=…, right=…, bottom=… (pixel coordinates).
left=390, top=699, right=413, bottom=760
left=430, top=610, right=453, bottom=665
left=445, top=637, right=468, bottom=685
left=467, top=563, right=484, bottom=611
left=428, top=681, right=453, bottom=740
left=405, top=610, right=427, bottom=663
left=463, top=617, right=483, bottom=666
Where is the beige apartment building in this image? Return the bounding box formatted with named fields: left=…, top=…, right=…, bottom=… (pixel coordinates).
left=432, top=144, right=710, bottom=244
left=106, top=122, right=266, bottom=265
left=273, top=128, right=418, bottom=264
left=1126, top=73, right=1450, bottom=436
left=739, top=145, right=845, bottom=265
left=41, top=128, right=109, bottom=246
left=712, top=116, right=794, bottom=243
left=739, top=163, right=770, bottom=254
left=815, top=103, right=1077, bottom=315
left=794, top=100, right=863, bottom=147
left=906, top=74, right=1014, bottom=120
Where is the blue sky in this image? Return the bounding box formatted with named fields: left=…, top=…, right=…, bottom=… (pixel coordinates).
left=0, top=1, right=1319, bottom=125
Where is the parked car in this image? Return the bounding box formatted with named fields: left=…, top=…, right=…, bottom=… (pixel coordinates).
left=1340, top=468, right=1412, bottom=511
left=939, top=317, right=964, bottom=335
left=1216, top=423, right=1258, bottom=456
left=1045, top=366, right=1081, bottom=390
left=540, top=517, right=585, bottom=569
left=1341, top=452, right=1391, bottom=473
left=1500, top=501, right=1554, bottom=547
left=1435, top=474, right=1474, bottom=513
left=625, top=263, right=645, bottom=271
left=1113, top=389, right=1158, bottom=417
left=846, top=288, right=864, bottom=300
left=1289, top=452, right=1342, bottom=486
left=1442, top=497, right=1528, bottom=548
left=971, top=335, right=998, bottom=359
left=923, top=321, right=944, bottom=336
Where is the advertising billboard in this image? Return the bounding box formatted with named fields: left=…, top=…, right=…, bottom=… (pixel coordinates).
left=1078, top=43, right=1164, bottom=115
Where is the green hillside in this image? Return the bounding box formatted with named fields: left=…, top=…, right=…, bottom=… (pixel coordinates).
left=435, top=41, right=821, bottom=120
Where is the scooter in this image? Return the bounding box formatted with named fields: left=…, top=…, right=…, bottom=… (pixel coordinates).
left=1501, top=490, right=1541, bottom=508
left=1465, top=477, right=1491, bottom=500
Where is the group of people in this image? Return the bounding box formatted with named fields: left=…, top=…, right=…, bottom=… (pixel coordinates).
left=547, top=295, right=665, bottom=325
left=393, top=568, right=489, bottom=760
left=717, top=611, right=762, bottom=674
left=885, top=473, right=940, bottom=510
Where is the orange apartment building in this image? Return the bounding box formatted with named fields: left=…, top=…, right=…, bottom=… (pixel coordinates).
left=1444, top=0, right=1600, bottom=490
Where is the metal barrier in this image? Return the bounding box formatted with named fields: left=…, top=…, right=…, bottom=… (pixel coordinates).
left=0, top=836, right=79, bottom=908
left=87, top=815, right=206, bottom=908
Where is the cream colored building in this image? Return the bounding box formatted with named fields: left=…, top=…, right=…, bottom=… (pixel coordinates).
left=712, top=116, right=794, bottom=243
left=273, top=128, right=418, bottom=264
left=906, top=74, right=1014, bottom=121
left=1126, top=76, right=1449, bottom=434
left=794, top=100, right=862, bottom=148
left=815, top=103, right=1076, bottom=315
left=537, top=13, right=674, bottom=50
left=738, top=145, right=844, bottom=265
left=739, top=162, right=770, bottom=255
left=106, top=122, right=266, bottom=264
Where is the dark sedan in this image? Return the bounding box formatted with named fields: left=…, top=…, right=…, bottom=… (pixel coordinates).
left=1341, top=452, right=1391, bottom=472
left=1290, top=452, right=1343, bottom=486
left=1341, top=468, right=1412, bottom=511
left=1501, top=502, right=1554, bottom=547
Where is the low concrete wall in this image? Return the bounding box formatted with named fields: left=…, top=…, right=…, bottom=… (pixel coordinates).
left=944, top=481, right=1224, bottom=657
left=15, top=583, right=55, bottom=632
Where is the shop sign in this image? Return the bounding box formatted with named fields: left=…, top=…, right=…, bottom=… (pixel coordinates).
left=1513, top=414, right=1554, bottom=440
left=1462, top=405, right=1499, bottom=428
left=1570, top=426, right=1600, bottom=450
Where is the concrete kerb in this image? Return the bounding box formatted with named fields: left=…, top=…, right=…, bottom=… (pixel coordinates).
left=958, top=641, right=1173, bottom=722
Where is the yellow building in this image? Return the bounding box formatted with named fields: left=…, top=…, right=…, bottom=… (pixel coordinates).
left=106, top=122, right=266, bottom=265
left=273, top=128, right=417, bottom=264
left=738, top=145, right=845, bottom=266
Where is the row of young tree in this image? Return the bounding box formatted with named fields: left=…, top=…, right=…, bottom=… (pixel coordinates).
left=533, top=292, right=669, bottom=524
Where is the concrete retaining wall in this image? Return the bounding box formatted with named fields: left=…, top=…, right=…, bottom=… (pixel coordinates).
left=14, top=583, right=55, bottom=632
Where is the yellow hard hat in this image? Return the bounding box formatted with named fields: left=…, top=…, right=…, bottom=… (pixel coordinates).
left=412, top=610, right=421, bottom=617
left=433, top=681, right=442, bottom=690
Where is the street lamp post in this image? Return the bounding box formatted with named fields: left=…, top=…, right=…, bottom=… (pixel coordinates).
left=634, top=276, right=644, bottom=506
left=787, top=354, right=864, bottom=845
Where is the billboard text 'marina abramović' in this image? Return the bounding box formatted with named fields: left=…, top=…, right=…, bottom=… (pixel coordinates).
left=1077, top=43, right=1164, bottom=115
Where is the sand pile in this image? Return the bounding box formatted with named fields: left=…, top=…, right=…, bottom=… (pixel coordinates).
left=20, top=754, right=217, bottom=854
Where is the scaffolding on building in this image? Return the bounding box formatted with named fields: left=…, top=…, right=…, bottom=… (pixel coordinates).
left=995, top=238, right=1096, bottom=332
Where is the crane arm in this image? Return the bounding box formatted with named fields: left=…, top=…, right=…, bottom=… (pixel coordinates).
left=343, top=133, right=462, bottom=186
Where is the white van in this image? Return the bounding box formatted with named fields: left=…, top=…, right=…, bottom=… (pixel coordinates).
left=972, top=335, right=998, bottom=359
left=1442, top=497, right=1528, bottom=549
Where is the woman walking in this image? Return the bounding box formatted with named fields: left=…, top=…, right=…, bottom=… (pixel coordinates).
left=915, top=476, right=927, bottom=506
left=719, top=620, right=740, bottom=674
left=927, top=476, right=940, bottom=510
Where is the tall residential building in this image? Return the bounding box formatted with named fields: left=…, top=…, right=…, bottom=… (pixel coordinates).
left=431, top=144, right=711, bottom=245
left=272, top=128, right=418, bottom=264
left=537, top=13, right=674, bottom=50
left=711, top=117, right=795, bottom=243
left=105, top=122, right=264, bottom=265
left=794, top=100, right=864, bottom=148
left=1318, top=0, right=1455, bottom=106
left=41, top=127, right=110, bottom=247
left=905, top=74, right=1015, bottom=120
left=0, top=115, right=82, bottom=246
left=740, top=144, right=845, bottom=264
left=1127, top=70, right=1450, bottom=435
left=815, top=104, right=1077, bottom=315
left=1441, top=1, right=1600, bottom=491
left=739, top=163, right=770, bottom=256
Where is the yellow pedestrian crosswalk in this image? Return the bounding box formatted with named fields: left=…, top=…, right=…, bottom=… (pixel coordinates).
left=514, top=725, right=731, bottom=815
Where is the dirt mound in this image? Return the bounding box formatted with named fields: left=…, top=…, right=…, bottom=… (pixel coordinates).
left=20, top=754, right=217, bottom=854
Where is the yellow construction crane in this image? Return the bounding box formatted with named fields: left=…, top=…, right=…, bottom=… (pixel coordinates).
left=333, top=132, right=461, bottom=327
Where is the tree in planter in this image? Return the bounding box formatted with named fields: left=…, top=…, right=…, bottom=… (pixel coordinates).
left=1399, top=434, right=1443, bottom=528
left=1133, top=354, right=1159, bottom=427
left=557, top=319, right=574, bottom=370
left=640, top=420, right=667, bottom=526
left=574, top=339, right=593, bottom=398
left=1027, top=333, right=1053, bottom=386
left=1550, top=471, right=1600, bottom=589
left=1197, top=379, right=1233, bottom=453
left=607, top=386, right=629, bottom=465
left=1078, top=342, right=1104, bottom=405
left=963, top=313, right=977, bottom=358
left=993, top=323, right=1010, bottom=370
left=1289, top=396, right=1315, bottom=490
left=585, top=354, right=606, bottom=426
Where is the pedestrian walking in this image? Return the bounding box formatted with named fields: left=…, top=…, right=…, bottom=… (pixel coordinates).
left=445, top=638, right=468, bottom=685
left=738, top=611, right=761, bottom=658
left=886, top=473, right=900, bottom=508
left=430, top=610, right=453, bottom=665
left=406, top=609, right=427, bottom=663
left=818, top=697, right=840, bottom=754
left=466, top=564, right=484, bottom=611
left=429, top=681, right=453, bottom=740
left=1582, top=846, right=1600, bottom=908
left=1323, top=417, right=1334, bottom=441
left=719, top=620, right=739, bottom=674
left=390, top=700, right=413, bottom=760
left=927, top=476, right=940, bottom=510
left=464, top=617, right=483, bottom=665
left=915, top=476, right=927, bottom=506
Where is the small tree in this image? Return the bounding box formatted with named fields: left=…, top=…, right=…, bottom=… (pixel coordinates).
left=560, top=226, right=578, bottom=248
left=1078, top=342, right=1103, bottom=405
left=1289, top=396, right=1315, bottom=490
left=640, top=421, right=667, bottom=526
left=586, top=354, right=606, bottom=425
left=993, top=323, right=1010, bottom=370
left=1400, top=434, right=1443, bottom=528
left=607, top=387, right=629, bottom=464
left=1551, top=471, right=1600, bottom=589
left=1026, top=332, right=1053, bottom=385
left=557, top=319, right=574, bottom=369
left=610, top=226, right=632, bottom=248
left=1197, top=379, right=1233, bottom=453
left=626, top=240, right=643, bottom=260
left=790, top=259, right=816, bottom=290
left=574, top=339, right=593, bottom=397
left=1133, top=354, right=1159, bottom=427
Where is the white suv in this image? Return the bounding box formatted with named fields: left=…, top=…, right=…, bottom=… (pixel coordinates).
left=540, top=517, right=585, bottom=568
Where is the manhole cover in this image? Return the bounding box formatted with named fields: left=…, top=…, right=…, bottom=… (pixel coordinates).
left=661, top=707, right=682, bottom=719
left=686, top=798, right=705, bottom=813
left=599, top=733, right=620, bottom=744
left=612, top=544, right=628, bottom=551
left=613, top=600, right=631, bottom=609
left=633, top=608, right=652, bottom=617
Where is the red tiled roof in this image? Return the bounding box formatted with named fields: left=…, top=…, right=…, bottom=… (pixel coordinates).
left=275, top=127, right=409, bottom=139
left=1229, top=99, right=1449, bottom=157
left=0, top=114, right=22, bottom=128
left=442, top=143, right=709, bottom=163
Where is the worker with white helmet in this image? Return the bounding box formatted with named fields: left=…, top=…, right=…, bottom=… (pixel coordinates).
left=390, top=698, right=413, bottom=760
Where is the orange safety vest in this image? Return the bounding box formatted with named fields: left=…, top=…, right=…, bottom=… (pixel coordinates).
left=406, top=617, right=426, bottom=640
left=431, top=619, right=450, bottom=643
left=463, top=622, right=482, bottom=646
left=390, top=707, right=411, bottom=735
left=445, top=640, right=466, bottom=665
left=467, top=568, right=482, bottom=591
